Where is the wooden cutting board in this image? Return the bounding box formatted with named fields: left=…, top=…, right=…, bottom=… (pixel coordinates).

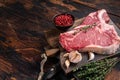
left=60, top=18, right=120, bottom=73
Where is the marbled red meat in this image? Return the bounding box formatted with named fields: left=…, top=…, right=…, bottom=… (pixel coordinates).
left=59, top=9, right=120, bottom=54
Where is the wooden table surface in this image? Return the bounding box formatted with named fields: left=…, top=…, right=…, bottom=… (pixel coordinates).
left=0, top=0, right=120, bottom=80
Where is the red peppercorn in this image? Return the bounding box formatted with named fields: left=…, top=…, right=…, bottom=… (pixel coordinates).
left=54, top=14, right=74, bottom=27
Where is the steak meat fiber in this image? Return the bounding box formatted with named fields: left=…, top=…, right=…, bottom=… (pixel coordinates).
left=59, top=9, right=120, bottom=54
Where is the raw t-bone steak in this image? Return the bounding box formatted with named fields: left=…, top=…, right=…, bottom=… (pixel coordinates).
left=59, top=9, right=120, bottom=54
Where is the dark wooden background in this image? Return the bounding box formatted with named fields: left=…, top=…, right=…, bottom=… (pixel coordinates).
left=0, top=0, right=120, bottom=80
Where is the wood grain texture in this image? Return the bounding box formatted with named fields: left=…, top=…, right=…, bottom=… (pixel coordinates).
left=0, top=0, right=120, bottom=80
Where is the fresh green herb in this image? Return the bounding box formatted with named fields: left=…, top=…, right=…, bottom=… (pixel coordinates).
left=73, top=57, right=119, bottom=80
left=73, top=23, right=96, bottom=35
left=81, top=23, right=96, bottom=31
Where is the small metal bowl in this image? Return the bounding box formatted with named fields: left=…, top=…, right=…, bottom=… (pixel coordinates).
left=53, top=13, right=75, bottom=31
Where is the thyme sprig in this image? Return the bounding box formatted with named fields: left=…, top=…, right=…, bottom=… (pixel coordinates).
left=81, top=23, right=96, bottom=31
left=73, top=23, right=96, bottom=35
left=73, top=57, right=119, bottom=80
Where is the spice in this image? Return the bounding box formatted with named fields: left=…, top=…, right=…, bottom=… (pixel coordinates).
left=54, top=14, right=74, bottom=27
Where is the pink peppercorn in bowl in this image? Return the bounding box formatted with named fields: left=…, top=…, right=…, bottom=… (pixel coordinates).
left=53, top=13, right=75, bottom=31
